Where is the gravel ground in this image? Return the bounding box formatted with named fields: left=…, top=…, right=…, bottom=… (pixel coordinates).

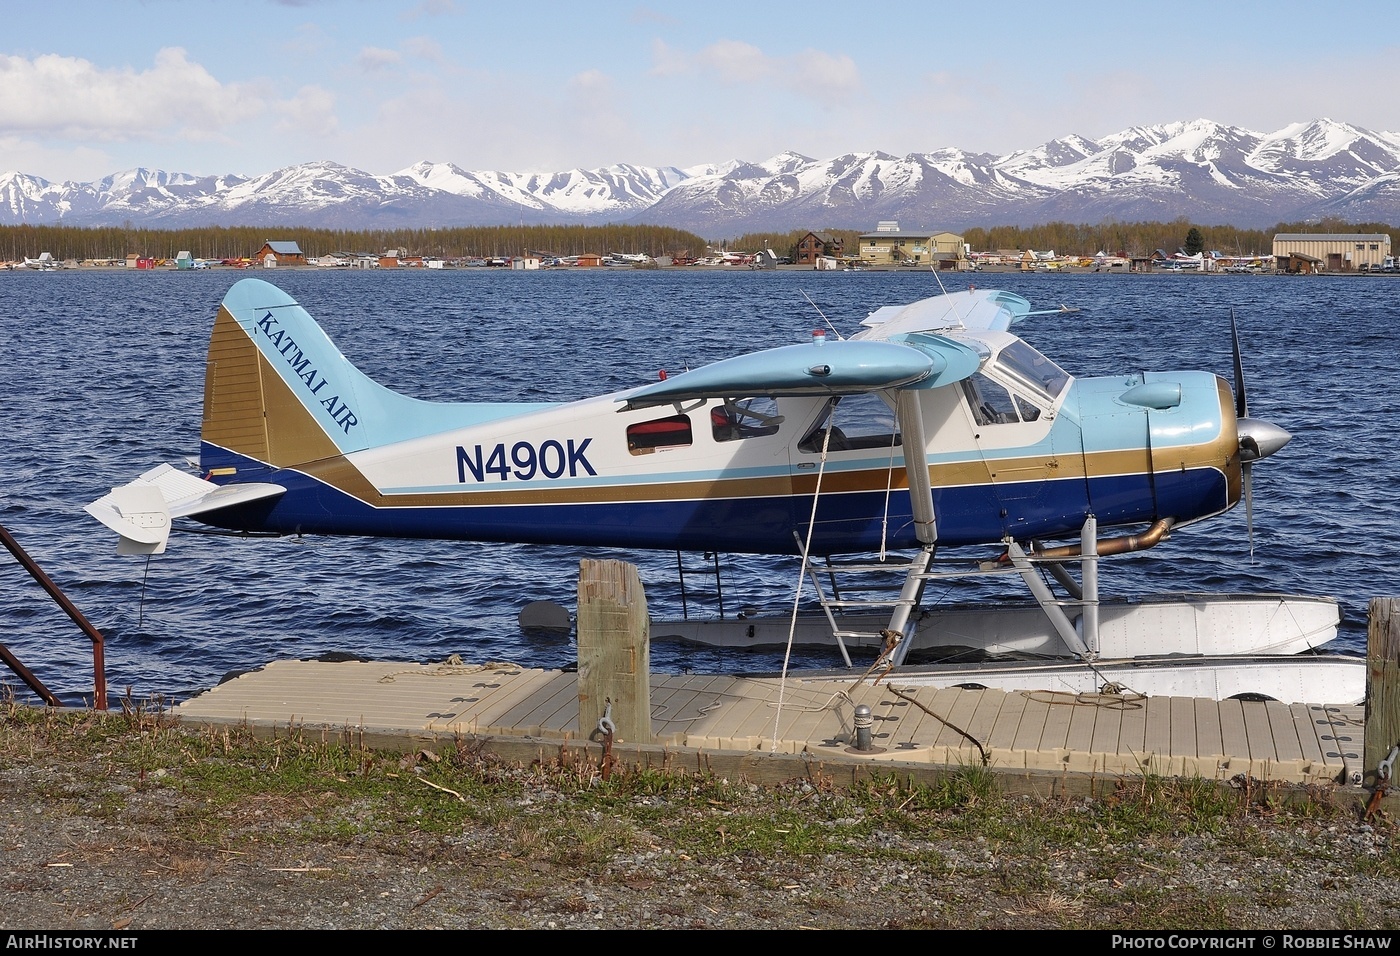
left=4, top=736, right=1400, bottom=933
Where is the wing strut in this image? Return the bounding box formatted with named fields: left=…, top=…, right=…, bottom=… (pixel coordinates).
left=880, top=391, right=939, bottom=665
left=895, top=390, right=937, bottom=546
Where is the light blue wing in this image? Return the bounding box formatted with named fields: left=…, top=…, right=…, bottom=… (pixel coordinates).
left=860, top=289, right=1037, bottom=335
left=621, top=335, right=981, bottom=409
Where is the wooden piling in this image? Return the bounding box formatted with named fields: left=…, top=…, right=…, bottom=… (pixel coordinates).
left=1364, top=597, right=1400, bottom=789
left=576, top=559, right=652, bottom=744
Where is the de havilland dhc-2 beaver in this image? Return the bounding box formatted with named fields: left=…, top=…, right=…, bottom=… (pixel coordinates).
left=86, top=277, right=1365, bottom=704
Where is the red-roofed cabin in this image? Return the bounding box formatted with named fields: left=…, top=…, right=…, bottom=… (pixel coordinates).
left=253, top=241, right=307, bottom=267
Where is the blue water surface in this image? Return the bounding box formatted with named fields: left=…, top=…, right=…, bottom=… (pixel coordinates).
left=1, top=267, right=1394, bottom=704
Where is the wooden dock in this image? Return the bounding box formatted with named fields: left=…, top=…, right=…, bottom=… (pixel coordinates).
left=170, top=656, right=1368, bottom=790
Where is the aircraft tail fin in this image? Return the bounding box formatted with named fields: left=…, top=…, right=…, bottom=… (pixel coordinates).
left=201, top=278, right=553, bottom=475
left=203, top=278, right=401, bottom=467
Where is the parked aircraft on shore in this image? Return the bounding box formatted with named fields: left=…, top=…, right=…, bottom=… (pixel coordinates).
left=22, top=253, right=60, bottom=270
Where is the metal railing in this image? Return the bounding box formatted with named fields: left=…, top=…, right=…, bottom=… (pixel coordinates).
left=0, top=523, right=106, bottom=710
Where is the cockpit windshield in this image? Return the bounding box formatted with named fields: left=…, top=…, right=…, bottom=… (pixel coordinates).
left=997, top=340, right=1069, bottom=401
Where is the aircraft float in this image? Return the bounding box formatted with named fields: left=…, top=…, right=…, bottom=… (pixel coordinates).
left=86, top=277, right=1365, bottom=704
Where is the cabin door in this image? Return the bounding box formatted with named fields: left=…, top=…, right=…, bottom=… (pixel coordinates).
left=962, top=375, right=1083, bottom=538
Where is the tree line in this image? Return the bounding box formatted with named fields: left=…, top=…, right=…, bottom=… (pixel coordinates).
left=0, top=223, right=713, bottom=262
left=3, top=218, right=1397, bottom=264
left=734, top=218, right=1399, bottom=261
left=961, top=218, right=1400, bottom=258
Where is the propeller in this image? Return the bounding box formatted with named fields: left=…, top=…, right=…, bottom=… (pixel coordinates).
left=1230, top=308, right=1292, bottom=558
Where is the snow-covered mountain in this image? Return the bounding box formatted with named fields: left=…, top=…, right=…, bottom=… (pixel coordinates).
left=3, top=119, right=1398, bottom=234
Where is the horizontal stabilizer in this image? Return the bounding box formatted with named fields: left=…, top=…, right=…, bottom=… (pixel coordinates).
left=85, top=463, right=285, bottom=554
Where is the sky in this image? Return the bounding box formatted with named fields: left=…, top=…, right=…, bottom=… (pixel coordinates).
left=3, top=0, right=1398, bottom=183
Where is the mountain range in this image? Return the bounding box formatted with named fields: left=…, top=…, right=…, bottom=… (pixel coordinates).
left=3, top=118, right=1398, bottom=237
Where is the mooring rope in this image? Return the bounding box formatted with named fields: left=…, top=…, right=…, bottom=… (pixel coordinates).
left=771, top=416, right=837, bottom=752
left=376, top=655, right=522, bottom=683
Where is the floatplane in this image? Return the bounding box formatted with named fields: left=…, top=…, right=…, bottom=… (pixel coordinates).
left=22, top=253, right=61, bottom=271
left=85, top=278, right=1365, bottom=705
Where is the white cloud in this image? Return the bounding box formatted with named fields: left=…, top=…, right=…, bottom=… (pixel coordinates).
left=0, top=48, right=265, bottom=139
left=332, top=63, right=654, bottom=176
left=569, top=69, right=611, bottom=93
left=790, top=49, right=861, bottom=103
left=0, top=134, right=114, bottom=183
left=649, top=39, right=863, bottom=105
left=693, top=40, right=770, bottom=83
left=356, top=47, right=403, bottom=72
left=273, top=85, right=339, bottom=137
left=279, top=22, right=332, bottom=59
left=401, top=37, right=446, bottom=64
left=648, top=39, right=689, bottom=78
left=629, top=7, right=676, bottom=27
left=401, top=0, right=455, bottom=20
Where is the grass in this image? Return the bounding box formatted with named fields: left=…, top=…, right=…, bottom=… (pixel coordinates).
left=3, top=686, right=1399, bottom=929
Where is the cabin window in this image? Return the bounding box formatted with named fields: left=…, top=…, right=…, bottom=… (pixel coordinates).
left=799, top=394, right=902, bottom=453
left=711, top=398, right=783, bottom=443
left=627, top=414, right=692, bottom=454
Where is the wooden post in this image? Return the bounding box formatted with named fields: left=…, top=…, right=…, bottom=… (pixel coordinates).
left=1364, top=598, right=1400, bottom=789
left=576, top=559, right=652, bottom=744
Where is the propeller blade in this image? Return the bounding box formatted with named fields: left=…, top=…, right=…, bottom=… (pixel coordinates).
left=1232, top=307, right=1262, bottom=561
left=1243, top=461, right=1254, bottom=560
left=1230, top=307, right=1248, bottom=419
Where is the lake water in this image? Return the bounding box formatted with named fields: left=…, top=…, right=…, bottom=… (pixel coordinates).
left=2, top=267, right=1395, bottom=705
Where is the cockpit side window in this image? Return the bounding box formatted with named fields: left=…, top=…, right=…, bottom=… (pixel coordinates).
left=963, top=374, right=1021, bottom=425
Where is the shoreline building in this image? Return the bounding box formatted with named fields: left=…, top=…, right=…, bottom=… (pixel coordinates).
left=856, top=221, right=968, bottom=269
left=1272, top=233, right=1390, bottom=273
left=253, top=240, right=307, bottom=268
left=796, top=232, right=843, bottom=266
